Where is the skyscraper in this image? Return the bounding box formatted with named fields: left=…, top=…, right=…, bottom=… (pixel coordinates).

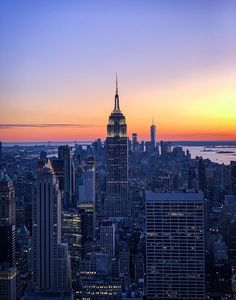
left=0, top=141, right=2, bottom=168
left=198, top=157, right=207, bottom=192
left=230, top=161, right=236, bottom=195
left=146, top=191, right=205, bottom=299
left=150, top=119, right=156, bottom=149
left=0, top=170, right=15, bottom=226
left=0, top=170, right=17, bottom=300
left=104, top=77, right=129, bottom=218
left=78, top=203, right=95, bottom=258
left=32, top=160, right=71, bottom=292
left=79, top=161, right=95, bottom=204
left=62, top=208, right=81, bottom=288
left=58, top=145, right=73, bottom=207
left=132, top=133, right=138, bottom=152
left=100, top=220, right=115, bottom=259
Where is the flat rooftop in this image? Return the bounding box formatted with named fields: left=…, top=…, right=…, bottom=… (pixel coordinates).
left=146, top=191, right=204, bottom=202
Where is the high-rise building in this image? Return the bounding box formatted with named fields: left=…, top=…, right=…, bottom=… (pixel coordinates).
left=230, top=161, right=236, bottom=195
left=188, top=166, right=197, bottom=190
left=62, top=209, right=81, bottom=287
left=0, top=170, right=15, bottom=226
left=79, top=163, right=95, bottom=204
left=78, top=203, right=95, bottom=258
left=58, top=145, right=73, bottom=207
left=146, top=191, right=205, bottom=299
left=150, top=119, right=156, bottom=149
left=0, top=141, right=2, bottom=168
left=0, top=171, right=17, bottom=300
left=104, top=77, right=129, bottom=218
left=39, top=150, right=47, bottom=163
left=100, top=221, right=115, bottom=259
left=198, top=157, right=207, bottom=193
left=15, top=225, right=31, bottom=298
left=160, top=141, right=172, bottom=157
left=132, top=133, right=138, bottom=152
left=32, top=160, right=71, bottom=292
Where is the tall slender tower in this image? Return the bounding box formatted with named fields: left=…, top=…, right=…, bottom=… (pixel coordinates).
left=104, top=76, right=129, bottom=218
left=150, top=118, right=156, bottom=149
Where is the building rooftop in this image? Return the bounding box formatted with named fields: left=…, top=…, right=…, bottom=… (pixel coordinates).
left=146, top=191, right=204, bottom=202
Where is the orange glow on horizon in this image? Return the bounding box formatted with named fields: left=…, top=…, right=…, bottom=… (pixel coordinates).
left=1, top=68, right=235, bottom=142
left=0, top=125, right=235, bottom=142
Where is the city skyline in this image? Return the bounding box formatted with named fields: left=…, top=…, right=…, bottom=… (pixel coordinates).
left=1, top=0, right=236, bottom=142
left=1, top=2, right=236, bottom=298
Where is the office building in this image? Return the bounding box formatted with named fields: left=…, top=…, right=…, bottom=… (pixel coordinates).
left=231, top=161, right=236, bottom=195
left=32, top=160, right=71, bottom=291
left=0, top=170, right=15, bottom=226
left=78, top=202, right=95, bottom=258
left=100, top=221, right=115, bottom=259
left=198, top=157, right=207, bottom=192
left=160, top=141, right=172, bottom=156
left=62, top=209, right=81, bottom=287
left=104, top=77, right=129, bottom=218
left=58, top=145, right=73, bottom=207
left=0, top=141, right=2, bottom=168
left=132, top=133, right=138, bottom=152
left=0, top=170, right=17, bottom=300
left=79, top=163, right=95, bottom=204
left=146, top=191, right=205, bottom=299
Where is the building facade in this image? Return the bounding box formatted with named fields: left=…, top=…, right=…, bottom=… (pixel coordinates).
left=0, top=171, right=17, bottom=300
left=79, top=164, right=95, bottom=204
left=104, top=78, right=129, bottom=218
left=146, top=191, right=205, bottom=299
left=100, top=221, right=115, bottom=259
left=32, top=161, right=71, bottom=291
left=58, top=145, right=73, bottom=207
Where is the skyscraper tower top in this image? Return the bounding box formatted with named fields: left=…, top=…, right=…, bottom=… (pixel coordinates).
left=150, top=118, right=156, bottom=148
left=107, top=76, right=127, bottom=138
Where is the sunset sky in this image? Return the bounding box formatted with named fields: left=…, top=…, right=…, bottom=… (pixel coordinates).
left=0, top=0, right=236, bottom=142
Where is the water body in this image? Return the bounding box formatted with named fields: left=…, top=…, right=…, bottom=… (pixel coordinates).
left=3, top=141, right=92, bottom=147
left=3, top=141, right=236, bottom=165
left=182, top=146, right=236, bottom=165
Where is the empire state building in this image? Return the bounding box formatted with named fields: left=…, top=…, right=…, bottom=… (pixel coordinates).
left=104, top=77, right=129, bottom=218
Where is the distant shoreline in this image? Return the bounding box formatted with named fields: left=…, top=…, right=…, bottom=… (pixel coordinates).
left=2, top=140, right=236, bottom=147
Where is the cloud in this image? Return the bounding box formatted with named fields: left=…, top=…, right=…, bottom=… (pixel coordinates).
left=0, top=123, right=104, bottom=129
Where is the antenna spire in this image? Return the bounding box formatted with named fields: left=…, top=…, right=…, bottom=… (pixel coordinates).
left=152, top=116, right=154, bottom=125
left=113, top=74, right=120, bottom=113
left=116, top=73, right=118, bottom=95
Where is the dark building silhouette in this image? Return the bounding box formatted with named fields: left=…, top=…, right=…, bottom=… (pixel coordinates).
left=0, top=142, right=2, bottom=168
left=104, top=77, right=129, bottom=218
left=78, top=203, right=95, bottom=258
left=188, top=166, right=197, bottom=189
left=150, top=119, right=156, bottom=149
left=58, top=145, right=73, bottom=207
left=230, top=161, right=236, bottom=195
left=39, top=150, right=47, bottom=163
left=132, top=133, right=138, bottom=152
left=198, top=157, right=207, bottom=192
left=0, top=171, right=17, bottom=300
